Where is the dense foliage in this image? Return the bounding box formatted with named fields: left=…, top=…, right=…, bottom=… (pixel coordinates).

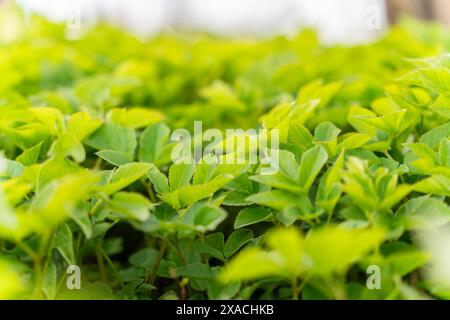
left=1, top=8, right=450, bottom=300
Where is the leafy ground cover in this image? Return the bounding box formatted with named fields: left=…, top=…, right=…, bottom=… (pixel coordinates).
left=0, top=8, right=450, bottom=299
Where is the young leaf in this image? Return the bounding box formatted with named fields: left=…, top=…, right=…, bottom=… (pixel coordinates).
left=191, top=206, right=227, bottom=232
left=168, top=163, right=196, bottom=190
left=16, top=141, right=44, bottom=166
left=234, top=207, right=271, bottom=229
left=102, top=162, right=152, bottom=195
left=139, top=123, right=171, bottom=164
left=51, top=223, right=75, bottom=265
left=108, top=108, right=164, bottom=129
left=397, top=196, right=450, bottom=230
left=108, top=192, right=153, bottom=221
left=420, top=122, right=450, bottom=148
left=297, top=145, right=328, bottom=191
left=85, top=123, right=137, bottom=159
left=247, top=190, right=313, bottom=216
left=223, top=229, right=254, bottom=259
left=95, top=150, right=132, bottom=166
left=219, top=248, right=282, bottom=283
left=67, top=112, right=102, bottom=142
left=314, top=122, right=341, bottom=156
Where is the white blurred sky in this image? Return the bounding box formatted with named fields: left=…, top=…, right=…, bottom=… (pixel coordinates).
left=17, top=0, right=388, bottom=43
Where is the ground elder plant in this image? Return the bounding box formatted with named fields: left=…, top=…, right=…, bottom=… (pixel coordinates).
left=0, top=8, right=450, bottom=300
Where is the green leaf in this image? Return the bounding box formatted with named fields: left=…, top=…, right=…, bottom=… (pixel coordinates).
left=314, top=122, right=341, bottom=156
left=298, top=145, right=328, bottom=191
left=387, top=250, right=430, bottom=276
left=42, top=259, right=57, bottom=300
left=0, top=159, right=24, bottom=178
left=192, top=206, right=227, bottom=232
left=16, top=141, right=43, bottom=166
left=85, top=123, right=137, bottom=159
left=193, top=160, right=216, bottom=185
left=397, top=196, right=450, bottom=230
left=359, top=109, right=416, bottom=138
left=219, top=248, right=282, bottom=283
left=160, top=174, right=233, bottom=209
left=277, top=150, right=300, bottom=178
left=418, top=67, right=450, bottom=95
left=250, top=173, right=302, bottom=193
left=297, top=80, right=342, bottom=109
left=338, top=133, right=371, bottom=150
left=303, top=226, right=385, bottom=276
left=130, top=248, right=159, bottom=269
left=70, top=203, right=92, bottom=239
left=420, top=122, right=450, bottom=148
left=37, top=157, right=83, bottom=191
left=180, top=174, right=232, bottom=205
left=102, top=162, right=153, bottom=195
left=50, top=133, right=86, bottom=163
left=148, top=166, right=170, bottom=194
left=316, top=151, right=344, bottom=214
left=30, top=172, right=99, bottom=230
left=439, top=138, right=450, bottom=167
left=139, top=123, right=171, bottom=164
left=234, top=207, right=271, bottom=229
left=348, top=106, right=378, bottom=136
left=51, top=223, right=75, bottom=265
left=223, top=229, right=253, bottom=258
left=108, top=192, right=153, bottom=221
left=193, top=233, right=225, bottom=261
left=108, top=108, right=164, bottom=129
left=30, top=107, right=65, bottom=136
left=429, top=95, right=450, bottom=118
left=266, top=228, right=303, bottom=275
left=0, top=188, right=19, bottom=239
left=407, top=143, right=438, bottom=165
left=67, top=112, right=102, bottom=141
left=287, top=120, right=314, bottom=149
left=176, top=263, right=214, bottom=279
left=246, top=190, right=312, bottom=213
left=276, top=207, right=309, bottom=226
left=207, top=281, right=240, bottom=300
left=168, top=163, right=196, bottom=190
left=414, top=175, right=450, bottom=196
left=223, top=191, right=253, bottom=206
left=96, top=150, right=132, bottom=166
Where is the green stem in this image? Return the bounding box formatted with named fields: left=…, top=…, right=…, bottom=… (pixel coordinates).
left=143, top=180, right=157, bottom=203
left=326, top=209, right=334, bottom=224
left=297, top=274, right=312, bottom=295
left=32, top=257, right=43, bottom=299
left=32, top=231, right=52, bottom=298
left=291, top=277, right=299, bottom=300
left=56, top=270, right=67, bottom=294
left=75, top=233, right=83, bottom=264
left=98, top=244, right=124, bottom=288
left=96, top=243, right=108, bottom=283
left=18, top=241, right=38, bottom=261
left=167, top=238, right=184, bottom=264
left=90, top=198, right=104, bottom=216
left=94, top=157, right=103, bottom=171
left=148, top=239, right=167, bottom=285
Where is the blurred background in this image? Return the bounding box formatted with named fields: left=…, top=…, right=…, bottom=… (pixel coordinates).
left=9, top=0, right=450, bottom=43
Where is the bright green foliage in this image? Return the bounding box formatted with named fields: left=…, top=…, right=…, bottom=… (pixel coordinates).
left=0, top=6, right=449, bottom=300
